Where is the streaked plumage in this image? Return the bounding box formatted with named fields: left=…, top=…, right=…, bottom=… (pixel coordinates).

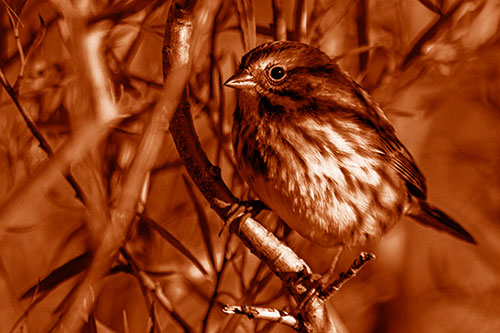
left=225, top=41, right=475, bottom=247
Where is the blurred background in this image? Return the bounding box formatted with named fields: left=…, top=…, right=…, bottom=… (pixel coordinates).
left=1, top=0, right=499, bottom=332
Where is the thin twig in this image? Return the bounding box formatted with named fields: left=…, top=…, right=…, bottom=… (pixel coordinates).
left=222, top=305, right=298, bottom=329
left=320, top=252, right=376, bottom=300
left=0, top=75, right=52, bottom=156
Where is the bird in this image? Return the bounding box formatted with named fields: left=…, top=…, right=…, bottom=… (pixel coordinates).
left=224, top=41, right=475, bottom=251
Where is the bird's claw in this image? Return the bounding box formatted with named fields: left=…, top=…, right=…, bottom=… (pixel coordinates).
left=219, top=200, right=268, bottom=236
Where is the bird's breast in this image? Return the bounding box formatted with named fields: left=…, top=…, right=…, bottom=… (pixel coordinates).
left=234, top=108, right=406, bottom=247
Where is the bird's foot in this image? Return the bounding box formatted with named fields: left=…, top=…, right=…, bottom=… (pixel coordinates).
left=219, top=200, right=268, bottom=236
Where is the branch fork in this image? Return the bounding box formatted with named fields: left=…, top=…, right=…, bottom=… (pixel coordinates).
left=222, top=252, right=376, bottom=330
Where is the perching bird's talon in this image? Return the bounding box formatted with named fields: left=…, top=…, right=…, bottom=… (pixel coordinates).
left=226, top=200, right=267, bottom=223
left=219, top=200, right=269, bottom=236
left=241, top=200, right=268, bottom=215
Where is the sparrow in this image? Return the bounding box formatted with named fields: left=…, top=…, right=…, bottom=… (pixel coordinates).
left=224, top=41, right=475, bottom=248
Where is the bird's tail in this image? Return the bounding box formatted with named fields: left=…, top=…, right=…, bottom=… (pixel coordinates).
left=408, top=201, right=476, bottom=244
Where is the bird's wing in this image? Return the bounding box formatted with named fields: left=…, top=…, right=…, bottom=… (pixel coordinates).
left=351, top=80, right=428, bottom=199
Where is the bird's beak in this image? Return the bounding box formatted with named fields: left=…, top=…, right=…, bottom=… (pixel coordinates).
left=224, top=71, right=256, bottom=89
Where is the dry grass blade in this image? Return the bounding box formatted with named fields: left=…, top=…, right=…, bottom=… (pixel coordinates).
left=120, top=248, right=153, bottom=310
left=13, top=14, right=47, bottom=91
left=312, top=0, right=360, bottom=45
left=0, top=258, right=16, bottom=289
left=48, top=224, right=87, bottom=268
left=53, top=0, right=201, bottom=328
left=401, top=0, right=464, bottom=68
left=20, top=252, right=92, bottom=300
left=121, top=3, right=165, bottom=64
left=182, top=175, right=217, bottom=272
left=202, top=233, right=233, bottom=332
left=416, top=0, right=443, bottom=15
left=0, top=14, right=58, bottom=71
left=234, top=0, right=256, bottom=50
left=148, top=302, right=160, bottom=333
left=332, top=44, right=380, bottom=63
left=123, top=310, right=130, bottom=333
left=294, top=0, right=307, bottom=42
left=0, top=21, right=85, bottom=202
left=1, top=0, right=21, bottom=23
left=143, top=269, right=176, bottom=277
left=88, top=0, right=161, bottom=25
left=356, top=0, right=369, bottom=72
left=10, top=254, right=90, bottom=333
left=0, top=45, right=123, bottom=237
left=0, top=75, right=53, bottom=155
left=140, top=213, right=209, bottom=276
left=51, top=280, right=85, bottom=320
left=120, top=248, right=193, bottom=332
left=86, top=310, right=98, bottom=333
left=307, top=0, right=347, bottom=43
left=119, top=249, right=159, bottom=329
left=247, top=261, right=274, bottom=296
left=272, top=0, right=287, bottom=41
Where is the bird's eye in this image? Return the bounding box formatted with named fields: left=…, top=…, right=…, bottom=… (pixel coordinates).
left=268, top=66, right=286, bottom=82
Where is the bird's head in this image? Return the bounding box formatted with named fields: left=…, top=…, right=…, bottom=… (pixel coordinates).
left=225, top=41, right=348, bottom=113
